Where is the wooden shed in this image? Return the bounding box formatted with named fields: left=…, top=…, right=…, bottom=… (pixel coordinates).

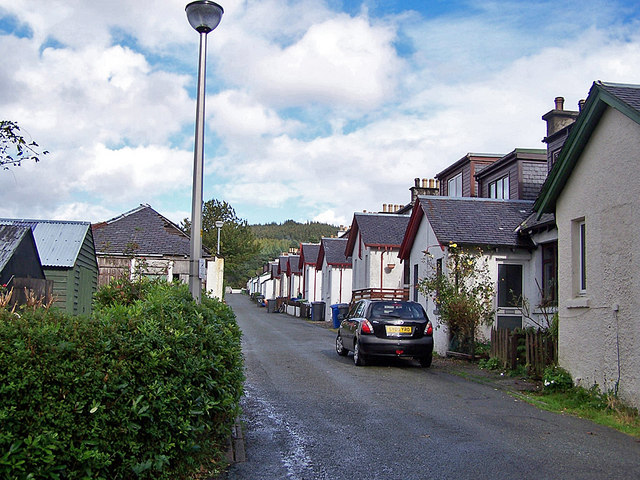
left=0, top=219, right=98, bottom=315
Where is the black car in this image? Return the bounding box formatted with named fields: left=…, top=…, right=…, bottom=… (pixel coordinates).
left=335, top=299, right=433, bottom=367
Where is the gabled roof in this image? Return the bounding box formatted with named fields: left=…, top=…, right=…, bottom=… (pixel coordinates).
left=299, top=243, right=320, bottom=269
left=270, top=262, right=280, bottom=279
left=277, top=255, right=289, bottom=275
left=399, top=196, right=533, bottom=259
left=0, top=218, right=92, bottom=268
left=317, top=237, right=352, bottom=267
left=92, top=204, right=194, bottom=257
left=286, top=255, right=301, bottom=275
left=345, top=212, right=410, bottom=256
left=535, top=81, right=640, bottom=215
left=0, top=225, right=36, bottom=272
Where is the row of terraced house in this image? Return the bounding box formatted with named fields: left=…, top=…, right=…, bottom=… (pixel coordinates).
left=247, top=81, right=640, bottom=411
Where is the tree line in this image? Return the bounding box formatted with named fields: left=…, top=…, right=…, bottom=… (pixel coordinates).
left=183, top=199, right=339, bottom=287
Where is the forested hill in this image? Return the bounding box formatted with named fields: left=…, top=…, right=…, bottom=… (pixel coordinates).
left=250, top=220, right=339, bottom=243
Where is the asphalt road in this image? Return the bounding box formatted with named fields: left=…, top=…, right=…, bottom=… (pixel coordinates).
left=224, top=294, right=640, bottom=480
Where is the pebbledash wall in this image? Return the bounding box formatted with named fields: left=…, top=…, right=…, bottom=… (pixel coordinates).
left=555, top=107, right=640, bottom=409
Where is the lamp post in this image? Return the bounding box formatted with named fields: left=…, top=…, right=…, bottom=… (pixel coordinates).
left=186, top=1, right=224, bottom=303
left=215, top=220, right=224, bottom=255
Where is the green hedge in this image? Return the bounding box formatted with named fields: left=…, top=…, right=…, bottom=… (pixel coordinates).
left=0, top=280, right=244, bottom=479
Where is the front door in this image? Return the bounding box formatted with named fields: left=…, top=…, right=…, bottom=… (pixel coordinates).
left=497, top=264, right=522, bottom=330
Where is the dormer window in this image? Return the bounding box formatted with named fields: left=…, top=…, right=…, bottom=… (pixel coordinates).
left=489, top=175, right=509, bottom=199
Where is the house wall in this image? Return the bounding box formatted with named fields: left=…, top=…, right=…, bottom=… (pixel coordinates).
left=555, top=107, right=640, bottom=409
left=302, top=264, right=321, bottom=301
left=409, top=216, right=539, bottom=355
left=206, top=257, right=224, bottom=300
left=520, top=161, right=548, bottom=200
left=352, top=232, right=404, bottom=292
left=321, top=261, right=352, bottom=320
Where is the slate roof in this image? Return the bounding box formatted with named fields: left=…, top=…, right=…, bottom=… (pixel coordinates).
left=536, top=81, right=640, bottom=215
left=318, top=237, right=352, bottom=267
left=0, top=225, right=32, bottom=272
left=270, top=262, right=280, bottom=279
left=517, top=212, right=556, bottom=234
left=420, top=196, right=533, bottom=247
left=299, top=243, right=320, bottom=268
left=345, top=213, right=410, bottom=256
left=287, top=255, right=301, bottom=275
left=277, top=255, right=289, bottom=274
left=92, top=205, right=193, bottom=257
left=0, top=219, right=92, bottom=268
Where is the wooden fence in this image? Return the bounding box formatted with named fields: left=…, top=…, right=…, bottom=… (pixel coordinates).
left=4, top=277, right=54, bottom=309
left=490, top=328, right=557, bottom=378
left=351, top=288, right=409, bottom=303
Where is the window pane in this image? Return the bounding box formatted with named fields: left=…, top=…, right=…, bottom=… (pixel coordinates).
left=498, top=264, right=522, bottom=307
left=448, top=173, right=462, bottom=197
left=580, top=222, right=586, bottom=291
left=502, top=176, right=509, bottom=199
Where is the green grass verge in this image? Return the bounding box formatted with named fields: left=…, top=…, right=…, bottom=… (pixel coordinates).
left=513, top=388, right=640, bottom=437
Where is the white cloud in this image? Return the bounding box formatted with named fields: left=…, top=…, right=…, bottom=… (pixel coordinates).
left=2, top=0, right=640, bottom=228
left=219, top=13, right=403, bottom=111
left=207, top=89, right=302, bottom=139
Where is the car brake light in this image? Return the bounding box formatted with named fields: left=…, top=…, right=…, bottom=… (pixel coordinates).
left=425, top=321, right=433, bottom=336
left=361, top=319, right=374, bottom=334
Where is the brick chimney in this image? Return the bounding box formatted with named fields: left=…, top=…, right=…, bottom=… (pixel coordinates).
left=542, top=97, right=579, bottom=172
left=542, top=97, right=579, bottom=138
left=410, top=177, right=439, bottom=203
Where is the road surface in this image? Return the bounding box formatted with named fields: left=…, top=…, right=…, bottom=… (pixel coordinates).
left=224, top=294, right=640, bottom=480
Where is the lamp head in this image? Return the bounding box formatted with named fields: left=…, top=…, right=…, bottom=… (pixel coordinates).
left=186, top=1, right=224, bottom=34
left=215, top=220, right=224, bottom=228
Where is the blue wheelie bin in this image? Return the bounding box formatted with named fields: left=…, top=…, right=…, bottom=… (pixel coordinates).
left=331, top=303, right=349, bottom=328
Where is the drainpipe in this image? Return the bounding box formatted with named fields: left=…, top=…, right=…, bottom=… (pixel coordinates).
left=380, top=248, right=385, bottom=290
left=339, top=267, right=343, bottom=303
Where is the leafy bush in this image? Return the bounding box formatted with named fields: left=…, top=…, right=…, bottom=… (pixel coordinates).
left=0, top=279, right=244, bottom=479
left=543, top=365, right=573, bottom=392
left=478, top=356, right=502, bottom=371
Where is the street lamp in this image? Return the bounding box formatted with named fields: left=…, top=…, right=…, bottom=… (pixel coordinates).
left=186, top=0, right=224, bottom=303
left=215, top=220, right=224, bottom=255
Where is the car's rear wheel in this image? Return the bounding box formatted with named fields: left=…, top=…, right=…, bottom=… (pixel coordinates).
left=353, top=340, right=367, bottom=366
left=419, top=354, right=432, bottom=368
left=335, top=334, right=348, bottom=356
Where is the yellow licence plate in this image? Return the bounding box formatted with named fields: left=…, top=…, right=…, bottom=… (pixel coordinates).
left=386, top=326, right=412, bottom=335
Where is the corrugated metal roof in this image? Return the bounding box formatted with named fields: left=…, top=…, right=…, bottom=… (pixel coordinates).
left=0, top=219, right=90, bottom=268
left=0, top=225, right=31, bottom=272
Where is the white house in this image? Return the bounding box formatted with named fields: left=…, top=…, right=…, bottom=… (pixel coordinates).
left=344, top=212, right=410, bottom=298
left=317, top=237, right=352, bottom=321
left=399, top=196, right=536, bottom=355
left=535, top=81, right=640, bottom=409
left=299, top=243, right=322, bottom=301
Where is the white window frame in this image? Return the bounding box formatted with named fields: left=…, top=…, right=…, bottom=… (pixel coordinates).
left=579, top=220, right=586, bottom=294
left=489, top=175, right=509, bottom=199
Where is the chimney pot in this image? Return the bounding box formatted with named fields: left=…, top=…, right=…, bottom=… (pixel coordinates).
left=554, top=97, right=564, bottom=110
left=578, top=99, right=586, bottom=112
left=414, top=178, right=420, bottom=187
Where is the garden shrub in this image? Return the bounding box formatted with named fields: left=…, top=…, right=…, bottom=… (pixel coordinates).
left=543, top=365, right=573, bottom=392
left=0, top=279, right=244, bottom=479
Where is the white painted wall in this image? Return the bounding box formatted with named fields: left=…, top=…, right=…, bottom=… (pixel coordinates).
left=351, top=232, right=405, bottom=291
left=408, top=214, right=540, bottom=355
left=321, top=260, right=352, bottom=321
left=555, top=107, right=640, bottom=409
left=205, top=257, right=224, bottom=300
left=302, top=264, right=322, bottom=301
